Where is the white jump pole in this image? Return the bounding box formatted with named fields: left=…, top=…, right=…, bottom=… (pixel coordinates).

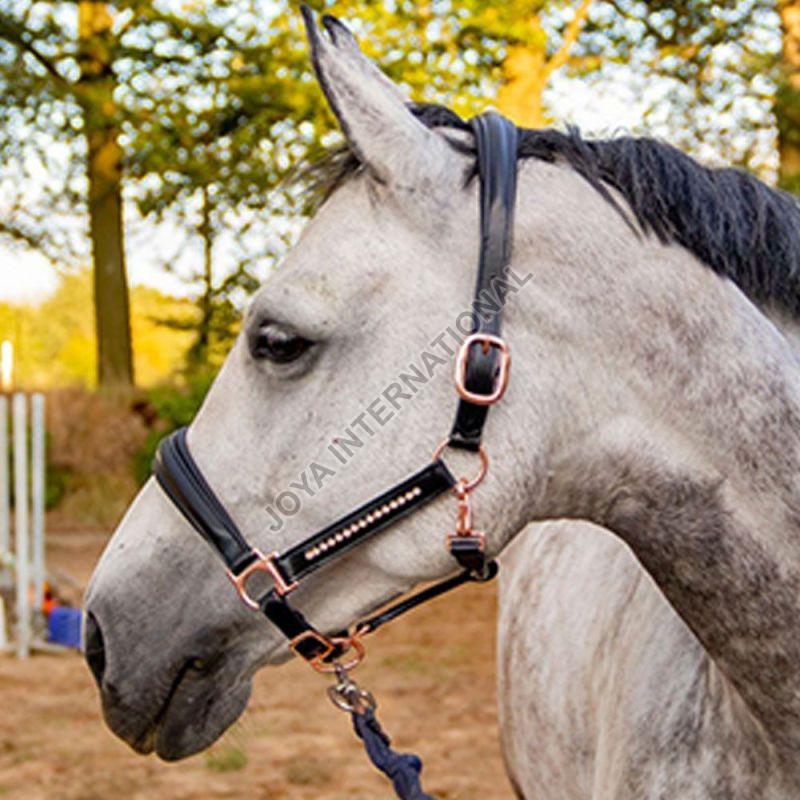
left=13, top=393, right=30, bottom=659
left=0, top=342, right=11, bottom=570
left=31, top=394, right=45, bottom=617
left=0, top=394, right=8, bottom=562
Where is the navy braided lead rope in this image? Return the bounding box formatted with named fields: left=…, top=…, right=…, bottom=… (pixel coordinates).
left=351, top=708, right=435, bottom=800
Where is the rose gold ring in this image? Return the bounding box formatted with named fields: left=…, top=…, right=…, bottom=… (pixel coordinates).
left=432, top=439, right=489, bottom=492
left=290, top=630, right=336, bottom=665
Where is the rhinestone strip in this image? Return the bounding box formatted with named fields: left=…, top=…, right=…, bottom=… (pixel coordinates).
left=304, top=486, right=422, bottom=562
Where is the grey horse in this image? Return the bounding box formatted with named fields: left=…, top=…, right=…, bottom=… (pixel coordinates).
left=84, top=12, right=800, bottom=799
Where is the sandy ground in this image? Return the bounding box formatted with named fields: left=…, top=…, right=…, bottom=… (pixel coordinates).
left=0, top=533, right=513, bottom=799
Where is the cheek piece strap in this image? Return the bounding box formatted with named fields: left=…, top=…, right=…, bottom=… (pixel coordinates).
left=153, top=111, right=518, bottom=670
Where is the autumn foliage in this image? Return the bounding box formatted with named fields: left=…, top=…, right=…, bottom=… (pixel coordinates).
left=0, top=269, right=196, bottom=390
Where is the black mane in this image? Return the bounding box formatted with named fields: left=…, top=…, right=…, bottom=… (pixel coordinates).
left=303, top=103, right=800, bottom=318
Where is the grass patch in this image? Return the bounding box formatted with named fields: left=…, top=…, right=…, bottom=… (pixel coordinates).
left=380, top=651, right=440, bottom=676
left=285, top=756, right=332, bottom=786
left=205, top=745, right=248, bottom=773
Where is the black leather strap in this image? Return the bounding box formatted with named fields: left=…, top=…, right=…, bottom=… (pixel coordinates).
left=449, top=536, right=488, bottom=574
left=449, top=113, right=519, bottom=451
left=355, top=561, right=499, bottom=635
left=155, top=429, right=456, bottom=584
left=259, top=593, right=343, bottom=660
left=154, top=428, right=257, bottom=576
left=278, top=461, right=455, bottom=584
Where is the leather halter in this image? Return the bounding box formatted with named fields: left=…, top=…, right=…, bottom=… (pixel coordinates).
left=154, top=111, right=519, bottom=669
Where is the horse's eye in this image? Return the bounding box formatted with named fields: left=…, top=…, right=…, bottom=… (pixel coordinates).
left=248, top=322, right=313, bottom=364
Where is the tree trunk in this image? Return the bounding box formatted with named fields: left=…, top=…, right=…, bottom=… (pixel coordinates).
left=192, top=186, right=214, bottom=365
left=778, top=1, right=800, bottom=192
left=78, top=0, right=133, bottom=388
left=495, top=1, right=594, bottom=130
left=496, top=43, right=547, bottom=129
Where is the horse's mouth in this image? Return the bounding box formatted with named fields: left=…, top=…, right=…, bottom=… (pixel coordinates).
left=105, top=661, right=253, bottom=761
left=129, top=658, right=195, bottom=756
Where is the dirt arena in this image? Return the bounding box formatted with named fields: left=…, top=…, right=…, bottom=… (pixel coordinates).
left=0, top=533, right=513, bottom=799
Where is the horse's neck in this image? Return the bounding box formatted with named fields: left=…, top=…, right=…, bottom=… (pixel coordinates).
left=534, top=279, right=800, bottom=774
left=501, top=170, right=800, bottom=773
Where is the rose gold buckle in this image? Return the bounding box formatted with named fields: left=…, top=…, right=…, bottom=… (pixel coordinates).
left=455, top=333, right=511, bottom=406
left=227, top=549, right=298, bottom=611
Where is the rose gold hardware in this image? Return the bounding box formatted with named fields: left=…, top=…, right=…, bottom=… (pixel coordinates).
left=454, top=333, right=511, bottom=406
left=227, top=550, right=297, bottom=610
left=308, top=634, right=366, bottom=674
left=455, top=484, right=473, bottom=535
left=446, top=530, right=486, bottom=549
left=290, top=631, right=336, bottom=664
left=432, top=439, right=489, bottom=493
left=444, top=483, right=486, bottom=547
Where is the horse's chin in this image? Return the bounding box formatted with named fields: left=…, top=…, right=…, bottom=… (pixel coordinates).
left=106, top=676, right=253, bottom=762
left=157, top=678, right=252, bottom=761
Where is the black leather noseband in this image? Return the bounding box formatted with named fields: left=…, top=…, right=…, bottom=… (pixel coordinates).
left=154, top=111, right=519, bottom=668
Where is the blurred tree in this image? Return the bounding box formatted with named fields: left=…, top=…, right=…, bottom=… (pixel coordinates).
left=0, top=0, right=134, bottom=387
left=0, top=268, right=195, bottom=389
left=79, top=0, right=133, bottom=388
left=0, top=0, right=308, bottom=381
left=778, top=0, right=800, bottom=190
left=119, top=1, right=319, bottom=368
left=464, top=0, right=596, bottom=126
left=581, top=1, right=780, bottom=179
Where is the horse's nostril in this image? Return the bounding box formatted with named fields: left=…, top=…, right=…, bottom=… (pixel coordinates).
left=84, top=611, right=107, bottom=687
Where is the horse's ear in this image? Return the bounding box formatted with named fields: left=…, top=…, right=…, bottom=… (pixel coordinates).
left=301, top=7, right=453, bottom=185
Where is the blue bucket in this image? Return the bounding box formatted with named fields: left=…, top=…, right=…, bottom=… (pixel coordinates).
left=47, top=606, right=83, bottom=649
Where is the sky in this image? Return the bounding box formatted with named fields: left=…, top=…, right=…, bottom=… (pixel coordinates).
left=3, top=239, right=192, bottom=302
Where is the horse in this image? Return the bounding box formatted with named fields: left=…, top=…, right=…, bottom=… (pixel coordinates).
left=83, top=11, right=800, bottom=799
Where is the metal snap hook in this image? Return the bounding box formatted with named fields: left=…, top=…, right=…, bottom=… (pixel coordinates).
left=327, top=663, right=377, bottom=714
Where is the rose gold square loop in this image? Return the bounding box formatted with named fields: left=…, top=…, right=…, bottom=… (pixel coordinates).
left=303, top=634, right=366, bottom=673
left=290, top=630, right=337, bottom=665
left=227, top=549, right=297, bottom=610
left=455, top=333, right=511, bottom=406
